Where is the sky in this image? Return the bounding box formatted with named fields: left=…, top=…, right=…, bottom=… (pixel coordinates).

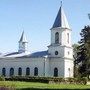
left=0, top=0, right=90, bottom=53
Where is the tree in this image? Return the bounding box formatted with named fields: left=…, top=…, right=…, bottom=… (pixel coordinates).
left=73, top=44, right=79, bottom=61
left=75, top=26, right=90, bottom=78
left=73, top=44, right=82, bottom=77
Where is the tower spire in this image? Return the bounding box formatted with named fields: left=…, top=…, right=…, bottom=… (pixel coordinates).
left=19, top=30, right=28, bottom=43
left=52, top=4, right=70, bottom=29
left=18, top=31, right=28, bottom=53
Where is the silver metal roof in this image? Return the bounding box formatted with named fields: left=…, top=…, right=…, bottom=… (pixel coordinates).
left=52, top=6, right=70, bottom=29
left=19, top=31, right=28, bottom=42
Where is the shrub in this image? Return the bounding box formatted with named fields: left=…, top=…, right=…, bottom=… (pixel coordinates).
left=67, top=78, right=75, bottom=84
left=5, top=76, right=87, bottom=85
left=66, top=77, right=87, bottom=85
left=80, top=77, right=87, bottom=85
left=0, top=76, right=5, bottom=81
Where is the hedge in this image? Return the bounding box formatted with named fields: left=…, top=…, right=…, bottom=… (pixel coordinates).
left=5, top=76, right=88, bottom=85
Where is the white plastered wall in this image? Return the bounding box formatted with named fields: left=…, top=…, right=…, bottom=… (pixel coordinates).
left=0, top=57, right=46, bottom=77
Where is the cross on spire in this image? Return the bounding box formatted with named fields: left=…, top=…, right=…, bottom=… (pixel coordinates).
left=61, top=1, right=62, bottom=7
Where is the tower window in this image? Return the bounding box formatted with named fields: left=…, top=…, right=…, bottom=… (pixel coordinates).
left=55, top=32, right=59, bottom=44
left=67, top=33, right=69, bottom=43
left=68, top=68, right=70, bottom=77
left=55, top=51, right=58, bottom=55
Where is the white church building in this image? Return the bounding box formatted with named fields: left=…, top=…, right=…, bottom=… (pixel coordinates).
left=0, top=5, right=73, bottom=78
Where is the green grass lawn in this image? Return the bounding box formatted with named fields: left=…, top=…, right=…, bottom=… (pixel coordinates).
left=0, top=81, right=90, bottom=89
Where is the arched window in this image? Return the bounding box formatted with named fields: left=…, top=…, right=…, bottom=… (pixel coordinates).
left=54, top=67, right=58, bottom=77
left=26, top=67, right=30, bottom=76
left=34, top=67, right=38, bottom=76
left=2, top=68, right=6, bottom=76
left=67, top=33, right=69, bottom=43
left=55, top=32, right=59, bottom=44
left=18, top=67, right=22, bottom=76
left=10, top=68, right=14, bottom=76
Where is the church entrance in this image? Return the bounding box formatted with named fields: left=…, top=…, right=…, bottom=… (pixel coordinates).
left=54, top=67, right=58, bottom=77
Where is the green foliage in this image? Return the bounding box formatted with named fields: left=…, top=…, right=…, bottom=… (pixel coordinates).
left=72, top=44, right=79, bottom=59
left=66, top=77, right=88, bottom=85
left=72, top=44, right=82, bottom=78
left=5, top=76, right=88, bottom=85
left=67, top=78, right=75, bottom=84
left=0, top=76, right=5, bottom=81
left=76, top=77, right=88, bottom=85
left=81, top=77, right=88, bottom=85
left=75, top=25, right=90, bottom=78
left=5, top=76, right=64, bottom=83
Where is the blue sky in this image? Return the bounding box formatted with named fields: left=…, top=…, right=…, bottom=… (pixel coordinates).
left=0, top=0, right=90, bottom=53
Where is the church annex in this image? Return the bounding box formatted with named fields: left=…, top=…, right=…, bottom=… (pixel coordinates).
left=0, top=5, right=74, bottom=78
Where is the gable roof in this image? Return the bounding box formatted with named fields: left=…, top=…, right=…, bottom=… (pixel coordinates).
left=30, top=51, right=48, bottom=57
left=1, top=50, right=49, bottom=58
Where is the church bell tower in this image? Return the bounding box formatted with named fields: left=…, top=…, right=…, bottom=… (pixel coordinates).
left=48, top=5, right=72, bottom=59
left=48, top=4, right=73, bottom=77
